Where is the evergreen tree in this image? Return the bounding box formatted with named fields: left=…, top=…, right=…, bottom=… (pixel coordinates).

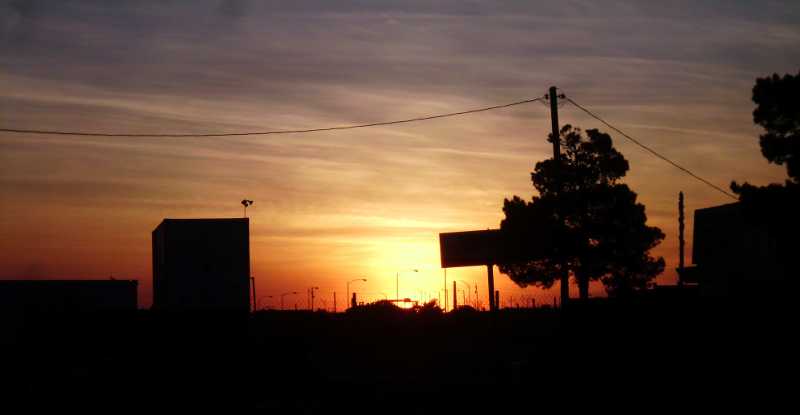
left=499, top=125, right=664, bottom=299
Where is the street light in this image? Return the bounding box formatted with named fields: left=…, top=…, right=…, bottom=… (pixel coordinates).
left=241, top=199, right=254, bottom=217
left=257, top=295, right=274, bottom=310
left=458, top=280, right=472, bottom=308
left=309, top=286, right=320, bottom=310
left=417, top=290, right=433, bottom=304
left=396, top=269, right=418, bottom=300
left=347, top=278, right=367, bottom=310
left=280, top=291, right=298, bottom=310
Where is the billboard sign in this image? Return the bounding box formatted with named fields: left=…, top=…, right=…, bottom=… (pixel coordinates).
left=439, top=229, right=549, bottom=268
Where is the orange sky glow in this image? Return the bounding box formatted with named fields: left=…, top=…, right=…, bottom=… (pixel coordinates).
left=1, top=1, right=796, bottom=308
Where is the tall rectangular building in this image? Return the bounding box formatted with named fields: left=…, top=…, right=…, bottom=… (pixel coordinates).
left=152, top=218, right=250, bottom=311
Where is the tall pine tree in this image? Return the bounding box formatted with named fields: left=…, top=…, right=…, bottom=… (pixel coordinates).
left=499, top=125, right=664, bottom=299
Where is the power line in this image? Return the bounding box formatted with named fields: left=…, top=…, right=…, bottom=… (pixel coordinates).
left=1, top=91, right=739, bottom=200
left=564, top=96, right=738, bottom=200
left=0, top=97, right=545, bottom=138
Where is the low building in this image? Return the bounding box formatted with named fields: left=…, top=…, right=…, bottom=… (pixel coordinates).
left=152, top=218, right=250, bottom=311
left=0, top=279, right=138, bottom=313
left=686, top=202, right=787, bottom=297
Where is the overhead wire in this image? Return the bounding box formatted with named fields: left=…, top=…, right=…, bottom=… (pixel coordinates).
left=0, top=97, right=545, bottom=138
left=1, top=90, right=740, bottom=199
left=563, top=95, right=738, bottom=200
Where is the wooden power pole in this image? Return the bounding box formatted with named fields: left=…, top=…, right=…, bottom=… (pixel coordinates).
left=549, top=86, right=568, bottom=307
left=453, top=281, right=457, bottom=310
left=678, top=191, right=685, bottom=286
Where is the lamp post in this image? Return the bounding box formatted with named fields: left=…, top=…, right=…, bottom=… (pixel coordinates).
left=257, top=295, right=274, bottom=310
left=309, top=286, right=319, bottom=310
left=458, top=280, right=472, bottom=308
left=241, top=199, right=253, bottom=217
left=280, top=291, right=298, bottom=310
left=396, top=269, right=418, bottom=300
left=347, top=278, right=367, bottom=310
left=443, top=269, right=447, bottom=312
left=417, top=290, right=434, bottom=304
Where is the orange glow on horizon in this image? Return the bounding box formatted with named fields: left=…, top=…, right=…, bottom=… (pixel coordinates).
left=1, top=3, right=792, bottom=307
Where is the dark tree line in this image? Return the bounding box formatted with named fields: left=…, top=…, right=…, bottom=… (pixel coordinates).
left=499, top=70, right=799, bottom=301
left=731, top=71, right=800, bottom=276
left=732, top=70, right=800, bottom=195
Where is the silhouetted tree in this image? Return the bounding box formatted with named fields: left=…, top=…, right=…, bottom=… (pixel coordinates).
left=450, top=304, right=478, bottom=315
left=750, top=71, right=800, bottom=183
left=417, top=299, right=443, bottom=315
left=732, top=70, right=800, bottom=195
left=499, top=125, right=665, bottom=299
left=730, top=71, right=800, bottom=282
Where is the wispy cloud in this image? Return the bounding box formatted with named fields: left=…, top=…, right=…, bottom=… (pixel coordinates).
left=2, top=0, right=798, bottom=304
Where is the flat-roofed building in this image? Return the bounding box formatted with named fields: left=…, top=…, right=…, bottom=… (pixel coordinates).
left=0, top=279, right=138, bottom=313
left=688, top=202, right=786, bottom=297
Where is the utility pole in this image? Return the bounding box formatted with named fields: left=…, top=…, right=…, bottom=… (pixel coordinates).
left=487, top=264, right=496, bottom=311
left=309, top=286, right=319, bottom=311
left=250, top=277, right=257, bottom=312
left=333, top=292, right=337, bottom=313
left=443, top=268, right=448, bottom=312
left=453, top=281, right=457, bottom=310
left=549, top=86, right=568, bottom=307
left=678, top=191, right=685, bottom=287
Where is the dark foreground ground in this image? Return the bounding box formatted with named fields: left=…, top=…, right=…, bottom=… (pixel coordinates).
left=1, top=294, right=793, bottom=412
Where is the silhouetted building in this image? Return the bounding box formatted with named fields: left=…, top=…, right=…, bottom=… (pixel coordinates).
left=152, top=218, right=250, bottom=311
left=0, top=279, right=138, bottom=313
left=684, top=202, right=786, bottom=297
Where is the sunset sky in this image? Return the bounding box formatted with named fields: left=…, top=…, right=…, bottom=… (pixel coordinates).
left=1, top=1, right=798, bottom=309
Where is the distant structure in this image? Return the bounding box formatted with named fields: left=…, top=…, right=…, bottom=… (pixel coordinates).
left=152, top=218, right=250, bottom=311
left=439, top=229, right=547, bottom=311
left=241, top=199, right=253, bottom=217
left=678, top=191, right=686, bottom=286
left=681, top=202, right=786, bottom=297
left=0, top=280, right=138, bottom=313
